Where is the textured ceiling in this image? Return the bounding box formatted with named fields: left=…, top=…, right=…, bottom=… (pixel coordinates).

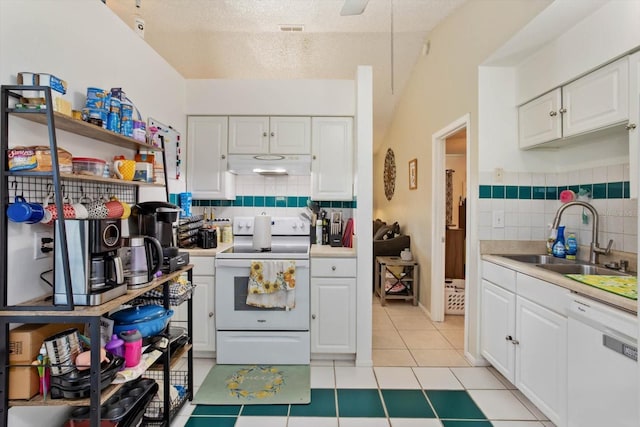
left=106, top=0, right=466, bottom=151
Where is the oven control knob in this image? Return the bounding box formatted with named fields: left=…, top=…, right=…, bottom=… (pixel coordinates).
left=297, top=222, right=304, bottom=230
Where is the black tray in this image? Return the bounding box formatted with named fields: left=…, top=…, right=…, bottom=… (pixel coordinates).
left=50, top=354, right=124, bottom=399
left=67, top=377, right=158, bottom=427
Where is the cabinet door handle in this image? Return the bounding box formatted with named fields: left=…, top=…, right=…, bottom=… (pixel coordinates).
left=505, top=335, right=513, bottom=341
left=511, top=339, right=520, bottom=345
left=549, top=111, right=557, bottom=117
left=270, top=131, right=275, bottom=137
left=559, top=108, right=567, bottom=114
left=263, top=132, right=268, bottom=137
left=331, top=266, right=336, bottom=271
left=209, top=312, right=214, bottom=318
left=627, top=123, right=637, bottom=131
left=312, top=314, right=316, bottom=319
left=221, top=154, right=226, bottom=160
left=312, top=155, right=317, bottom=160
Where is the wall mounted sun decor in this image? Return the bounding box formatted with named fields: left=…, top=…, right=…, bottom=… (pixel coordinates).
left=384, top=148, right=396, bottom=201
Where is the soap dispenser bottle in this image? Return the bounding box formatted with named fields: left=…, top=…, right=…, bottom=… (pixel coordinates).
left=566, top=233, right=578, bottom=260
left=552, top=226, right=566, bottom=258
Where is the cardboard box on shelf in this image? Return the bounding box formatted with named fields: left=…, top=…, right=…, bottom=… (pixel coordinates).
left=9, top=323, right=84, bottom=363
left=8, top=364, right=39, bottom=400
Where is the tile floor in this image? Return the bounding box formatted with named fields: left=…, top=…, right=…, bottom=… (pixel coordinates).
left=168, top=297, right=556, bottom=427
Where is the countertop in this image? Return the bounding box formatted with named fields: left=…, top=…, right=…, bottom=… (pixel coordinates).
left=182, top=242, right=233, bottom=257
left=482, top=254, right=638, bottom=314
left=181, top=243, right=356, bottom=258
left=310, top=244, right=356, bottom=258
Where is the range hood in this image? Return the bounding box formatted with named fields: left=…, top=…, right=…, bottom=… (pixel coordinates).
left=227, top=154, right=311, bottom=176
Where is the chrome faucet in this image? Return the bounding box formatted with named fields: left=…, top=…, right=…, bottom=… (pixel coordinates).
left=551, top=201, right=613, bottom=264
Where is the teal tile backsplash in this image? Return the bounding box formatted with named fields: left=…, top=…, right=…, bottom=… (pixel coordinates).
left=170, top=195, right=356, bottom=209
left=477, top=164, right=637, bottom=253
left=479, top=182, right=630, bottom=200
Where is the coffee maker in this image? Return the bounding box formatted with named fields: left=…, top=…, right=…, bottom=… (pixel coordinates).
left=54, top=219, right=127, bottom=306
left=129, top=201, right=189, bottom=272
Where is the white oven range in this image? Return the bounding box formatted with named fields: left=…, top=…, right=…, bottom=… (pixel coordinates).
left=215, top=216, right=311, bottom=364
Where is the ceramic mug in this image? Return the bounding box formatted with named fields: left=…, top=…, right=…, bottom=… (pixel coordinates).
left=109, top=197, right=131, bottom=219
left=6, top=196, right=45, bottom=224
left=105, top=200, right=124, bottom=219
left=43, top=194, right=76, bottom=224
left=72, top=202, right=89, bottom=219
left=86, top=200, right=108, bottom=219
left=120, top=200, right=132, bottom=219
left=113, top=159, right=136, bottom=181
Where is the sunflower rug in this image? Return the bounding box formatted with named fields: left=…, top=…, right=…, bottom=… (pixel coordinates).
left=193, top=365, right=310, bottom=405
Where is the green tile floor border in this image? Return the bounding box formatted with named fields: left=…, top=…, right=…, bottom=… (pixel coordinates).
left=189, top=388, right=494, bottom=424
left=289, top=388, right=337, bottom=417
left=426, top=390, right=487, bottom=420
left=337, top=388, right=386, bottom=418
left=240, top=404, right=290, bottom=416
left=479, top=181, right=630, bottom=200
left=192, top=405, right=241, bottom=416
left=381, top=389, right=436, bottom=418
left=185, top=417, right=237, bottom=427
left=441, top=421, right=494, bottom=427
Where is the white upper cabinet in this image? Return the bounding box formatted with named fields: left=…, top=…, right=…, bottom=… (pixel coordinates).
left=311, top=117, right=354, bottom=201
left=519, top=89, right=562, bottom=149
left=270, top=117, right=312, bottom=154
left=562, top=57, right=629, bottom=137
left=228, top=116, right=269, bottom=153
left=187, top=116, right=235, bottom=200
left=228, top=116, right=311, bottom=155
left=518, top=56, right=630, bottom=149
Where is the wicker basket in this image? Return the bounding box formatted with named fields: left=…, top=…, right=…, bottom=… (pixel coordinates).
left=445, top=283, right=465, bottom=315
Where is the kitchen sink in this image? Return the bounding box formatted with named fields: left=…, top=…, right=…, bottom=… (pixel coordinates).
left=498, top=254, right=573, bottom=264
left=535, top=263, right=630, bottom=276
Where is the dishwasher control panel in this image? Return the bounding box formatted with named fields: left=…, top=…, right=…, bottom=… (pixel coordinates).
left=603, top=335, right=638, bottom=361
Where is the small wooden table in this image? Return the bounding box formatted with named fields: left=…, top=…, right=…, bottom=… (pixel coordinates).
left=375, top=256, right=419, bottom=306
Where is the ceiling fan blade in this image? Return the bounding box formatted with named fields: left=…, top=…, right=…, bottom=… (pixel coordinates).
left=340, top=0, right=370, bottom=16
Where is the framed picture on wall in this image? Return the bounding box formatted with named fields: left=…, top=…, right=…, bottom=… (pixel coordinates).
left=409, top=158, right=417, bottom=190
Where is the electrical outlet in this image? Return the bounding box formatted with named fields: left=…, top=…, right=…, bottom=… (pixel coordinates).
left=34, top=231, right=52, bottom=260
left=134, top=17, right=145, bottom=38
left=492, top=210, right=505, bottom=228
left=493, top=168, right=504, bottom=183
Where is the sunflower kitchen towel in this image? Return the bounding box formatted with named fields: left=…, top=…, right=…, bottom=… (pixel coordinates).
left=246, top=260, right=296, bottom=309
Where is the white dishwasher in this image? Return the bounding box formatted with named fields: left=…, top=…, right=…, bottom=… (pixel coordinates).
left=567, top=294, right=638, bottom=427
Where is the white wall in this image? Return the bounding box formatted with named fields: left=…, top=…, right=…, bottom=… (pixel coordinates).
left=186, top=79, right=355, bottom=115
left=516, top=0, right=640, bottom=104
left=0, top=1, right=186, bottom=424
left=355, top=66, right=373, bottom=367
left=373, top=0, right=550, bottom=361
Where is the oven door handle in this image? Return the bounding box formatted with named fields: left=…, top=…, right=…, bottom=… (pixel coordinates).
left=215, top=258, right=310, bottom=268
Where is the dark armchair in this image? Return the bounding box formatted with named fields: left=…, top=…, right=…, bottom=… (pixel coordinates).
left=372, top=219, right=411, bottom=289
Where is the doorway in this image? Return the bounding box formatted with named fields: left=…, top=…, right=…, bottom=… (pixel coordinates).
left=430, top=115, right=470, bottom=332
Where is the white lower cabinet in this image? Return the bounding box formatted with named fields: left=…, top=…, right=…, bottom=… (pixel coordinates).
left=310, top=257, right=356, bottom=354
left=480, top=279, right=516, bottom=379
left=191, top=274, right=215, bottom=353
left=481, top=261, right=568, bottom=427
left=173, top=256, right=216, bottom=355
left=515, top=295, right=567, bottom=426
